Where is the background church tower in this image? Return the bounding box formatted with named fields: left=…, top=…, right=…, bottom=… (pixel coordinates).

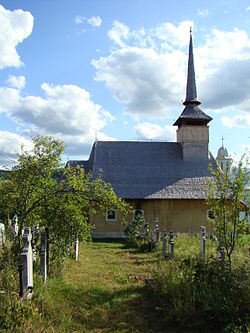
left=216, top=138, right=232, bottom=172
left=173, top=30, right=212, bottom=161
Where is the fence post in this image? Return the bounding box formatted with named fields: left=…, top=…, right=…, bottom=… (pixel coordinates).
left=168, top=230, right=174, bottom=260
left=20, top=227, right=33, bottom=292
left=45, top=227, right=49, bottom=276
left=75, top=238, right=79, bottom=261
left=217, top=241, right=225, bottom=262
left=162, top=230, right=167, bottom=258
left=40, top=231, right=47, bottom=283
left=0, top=223, right=5, bottom=245
left=153, top=217, right=159, bottom=247
left=200, top=226, right=206, bottom=260
left=18, top=263, right=24, bottom=297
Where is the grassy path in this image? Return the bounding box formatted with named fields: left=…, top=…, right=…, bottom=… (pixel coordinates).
left=42, top=242, right=165, bottom=333
left=35, top=237, right=246, bottom=332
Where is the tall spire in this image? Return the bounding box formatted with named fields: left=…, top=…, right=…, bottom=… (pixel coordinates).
left=184, top=28, right=200, bottom=106
left=173, top=29, right=212, bottom=127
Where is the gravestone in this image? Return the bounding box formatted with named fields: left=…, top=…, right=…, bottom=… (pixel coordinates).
left=20, top=227, right=33, bottom=294
left=0, top=223, right=5, bottom=245
left=40, top=231, right=47, bottom=283
left=168, top=230, right=174, bottom=259
left=162, top=230, right=167, bottom=258
left=200, top=226, right=206, bottom=260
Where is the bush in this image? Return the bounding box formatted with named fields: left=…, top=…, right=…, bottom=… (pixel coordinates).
left=122, top=215, right=156, bottom=252
left=150, top=256, right=249, bottom=331
left=0, top=241, right=37, bottom=331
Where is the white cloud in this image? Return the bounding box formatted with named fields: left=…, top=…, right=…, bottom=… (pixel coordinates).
left=134, top=122, right=176, bottom=141
left=108, top=20, right=130, bottom=47
left=87, top=16, right=102, bottom=27
left=93, top=21, right=250, bottom=120
left=74, top=15, right=84, bottom=25
left=7, top=75, right=26, bottom=89
left=93, top=20, right=194, bottom=118
left=154, top=20, right=193, bottom=48
left=0, top=131, right=33, bottom=168
left=0, top=131, right=32, bottom=155
left=0, top=82, right=114, bottom=156
left=221, top=114, right=250, bottom=128
left=247, top=6, right=250, bottom=11
left=107, top=19, right=192, bottom=49
left=0, top=5, right=33, bottom=69
left=197, top=9, right=209, bottom=17
left=0, top=86, right=20, bottom=114
left=74, top=15, right=102, bottom=27
left=92, top=46, right=185, bottom=117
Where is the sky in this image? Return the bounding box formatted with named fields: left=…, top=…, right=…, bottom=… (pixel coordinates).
left=0, top=0, right=249, bottom=168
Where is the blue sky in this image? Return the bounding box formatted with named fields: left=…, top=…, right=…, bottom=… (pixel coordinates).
left=0, top=0, right=249, bottom=168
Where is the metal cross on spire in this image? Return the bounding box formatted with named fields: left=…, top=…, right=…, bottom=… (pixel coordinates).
left=221, top=136, right=224, bottom=148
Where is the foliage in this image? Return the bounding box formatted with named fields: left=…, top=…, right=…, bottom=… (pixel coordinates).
left=122, top=213, right=155, bottom=251
left=0, top=136, right=130, bottom=268
left=0, top=240, right=36, bottom=331
left=206, top=156, right=249, bottom=267
left=123, top=214, right=145, bottom=247
left=151, top=256, right=249, bottom=331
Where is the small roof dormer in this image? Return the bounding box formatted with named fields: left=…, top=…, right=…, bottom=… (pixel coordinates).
left=173, top=29, right=212, bottom=127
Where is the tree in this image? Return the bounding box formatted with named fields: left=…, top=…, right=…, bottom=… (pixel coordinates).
left=0, top=136, right=130, bottom=262
left=206, top=156, right=249, bottom=267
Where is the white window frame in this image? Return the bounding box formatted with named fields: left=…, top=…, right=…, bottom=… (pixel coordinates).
left=106, top=209, right=117, bottom=222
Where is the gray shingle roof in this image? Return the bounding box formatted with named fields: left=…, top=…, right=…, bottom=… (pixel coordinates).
left=173, top=105, right=213, bottom=126
left=68, top=141, right=216, bottom=200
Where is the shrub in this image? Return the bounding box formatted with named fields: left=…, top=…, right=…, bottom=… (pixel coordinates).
left=150, top=256, right=249, bottom=331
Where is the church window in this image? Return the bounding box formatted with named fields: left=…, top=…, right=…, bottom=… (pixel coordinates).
left=106, top=209, right=117, bottom=221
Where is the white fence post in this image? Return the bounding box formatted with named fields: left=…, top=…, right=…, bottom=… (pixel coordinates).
left=75, top=238, right=79, bottom=261
left=0, top=223, right=5, bottom=245
left=20, top=227, right=33, bottom=293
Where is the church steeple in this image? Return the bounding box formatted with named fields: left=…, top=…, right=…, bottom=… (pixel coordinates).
left=173, top=30, right=212, bottom=127
left=184, top=28, right=200, bottom=106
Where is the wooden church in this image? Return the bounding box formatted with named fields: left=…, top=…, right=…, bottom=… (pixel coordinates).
left=68, top=31, right=217, bottom=238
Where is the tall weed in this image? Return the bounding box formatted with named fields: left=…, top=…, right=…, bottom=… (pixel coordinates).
left=151, top=256, right=249, bottom=331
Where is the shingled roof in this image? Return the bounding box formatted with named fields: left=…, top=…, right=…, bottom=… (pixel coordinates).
left=68, top=141, right=216, bottom=200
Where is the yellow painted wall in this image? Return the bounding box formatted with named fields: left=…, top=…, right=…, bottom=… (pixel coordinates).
left=90, top=199, right=209, bottom=234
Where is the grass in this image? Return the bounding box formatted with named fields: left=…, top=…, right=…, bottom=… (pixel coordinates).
left=34, top=242, right=163, bottom=332
left=1, top=235, right=249, bottom=332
